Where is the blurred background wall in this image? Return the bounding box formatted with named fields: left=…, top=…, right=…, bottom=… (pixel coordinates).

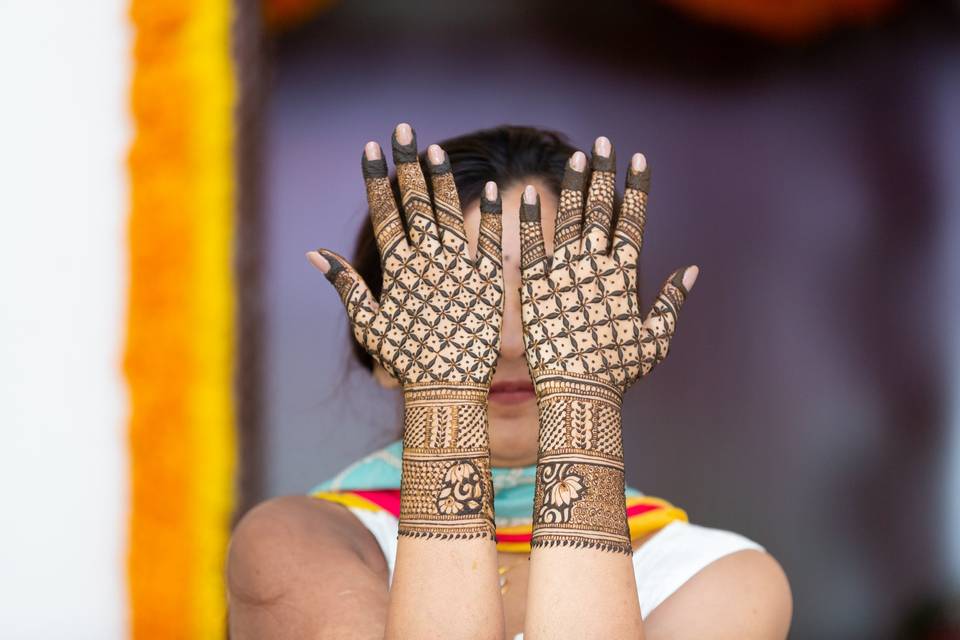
left=260, top=1, right=960, bottom=638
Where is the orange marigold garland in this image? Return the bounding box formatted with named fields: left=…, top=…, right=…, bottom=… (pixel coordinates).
left=663, top=0, right=899, bottom=40
left=125, top=0, right=237, bottom=637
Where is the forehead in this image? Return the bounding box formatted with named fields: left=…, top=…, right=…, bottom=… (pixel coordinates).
left=462, top=179, right=559, bottom=248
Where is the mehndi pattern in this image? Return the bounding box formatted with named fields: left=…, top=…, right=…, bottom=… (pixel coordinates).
left=320, top=128, right=504, bottom=541
left=520, top=143, right=691, bottom=554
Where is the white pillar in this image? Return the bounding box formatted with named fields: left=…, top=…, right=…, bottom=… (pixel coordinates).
left=0, top=3, right=130, bottom=638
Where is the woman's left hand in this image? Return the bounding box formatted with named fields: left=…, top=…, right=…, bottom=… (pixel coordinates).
left=519, top=137, right=698, bottom=397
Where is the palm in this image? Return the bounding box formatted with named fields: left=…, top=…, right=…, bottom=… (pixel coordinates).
left=355, top=244, right=503, bottom=385
left=319, top=130, right=504, bottom=389
left=519, top=143, right=690, bottom=395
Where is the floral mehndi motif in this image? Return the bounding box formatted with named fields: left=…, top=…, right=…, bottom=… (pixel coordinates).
left=537, top=462, right=585, bottom=523
left=436, top=461, right=484, bottom=515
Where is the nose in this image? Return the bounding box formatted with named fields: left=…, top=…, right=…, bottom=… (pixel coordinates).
left=494, top=180, right=556, bottom=364
left=499, top=245, right=526, bottom=360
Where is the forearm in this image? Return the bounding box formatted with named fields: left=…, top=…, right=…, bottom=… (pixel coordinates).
left=385, top=383, right=505, bottom=640
left=524, top=372, right=643, bottom=639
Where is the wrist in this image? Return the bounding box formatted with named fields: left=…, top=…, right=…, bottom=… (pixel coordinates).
left=402, top=382, right=490, bottom=451
left=530, top=369, right=631, bottom=554
left=398, top=381, right=495, bottom=541
left=532, top=369, right=624, bottom=459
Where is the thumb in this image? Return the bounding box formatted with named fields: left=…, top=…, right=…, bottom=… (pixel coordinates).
left=639, top=265, right=698, bottom=376
left=310, top=249, right=378, bottom=331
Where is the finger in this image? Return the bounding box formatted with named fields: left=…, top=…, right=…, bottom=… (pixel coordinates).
left=426, top=144, right=469, bottom=259
left=639, top=266, right=698, bottom=376
left=581, top=136, right=616, bottom=258
left=476, top=181, right=503, bottom=274
left=612, top=153, right=650, bottom=267
left=314, top=248, right=379, bottom=338
left=392, top=123, right=441, bottom=254
left=552, top=151, right=587, bottom=268
left=361, top=141, right=408, bottom=261
left=519, top=184, right=549, bottom=277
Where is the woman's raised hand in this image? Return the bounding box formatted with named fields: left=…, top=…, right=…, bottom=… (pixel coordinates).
left=314, top=124, right=505, bottom=389
left=519, top=136, right=698, bottom=555
left=519, top=137, right=697, bottom=396
left=311, top=123, right=504, bottom=543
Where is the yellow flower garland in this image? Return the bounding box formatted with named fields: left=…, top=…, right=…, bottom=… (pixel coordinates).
left=125, top=0, right=236, bottom=637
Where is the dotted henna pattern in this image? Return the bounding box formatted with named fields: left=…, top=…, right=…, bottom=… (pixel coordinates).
left=520, top=143, right=691, bottom=554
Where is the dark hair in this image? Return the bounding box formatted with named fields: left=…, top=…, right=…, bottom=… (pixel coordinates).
left=350, top=125, right=578, bottom=371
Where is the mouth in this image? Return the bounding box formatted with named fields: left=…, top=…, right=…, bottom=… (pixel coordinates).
left=488, top=380, right=536, bottom=405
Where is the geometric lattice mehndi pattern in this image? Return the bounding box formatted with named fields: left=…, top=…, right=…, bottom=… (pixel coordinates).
left=319, top=126, right=504, bottom=541
left=520, top=141, right=692, bottom=554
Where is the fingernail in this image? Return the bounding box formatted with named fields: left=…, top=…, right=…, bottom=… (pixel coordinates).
left=395, top=123, right=413, bottom=145
left=682, top=265, right=699, bottom=291
left=563, top=152, right=588, bottom=191
left=626, top=153, right=650, bottom=192
left=570, top=151, right=586, bottom=171
left=426, top=144, right=451, bottom=175
left=523, top=184, right=537, bottom=205
left=319, top=250, right=345, bottom=281
left=391, top=123, right=417, bottom=163
left=592, top=136, right=615, bottom=172
left=520, top=186, right=540, bottom=222
left=427, top=144, right=444, bottom=165
left=481, top=181, right=501, bottom=213
left=594, top=136, right=611, bottom=158
left=307, top=250, right=331, bottom=273
left=361, top=142, right=388, bottom=179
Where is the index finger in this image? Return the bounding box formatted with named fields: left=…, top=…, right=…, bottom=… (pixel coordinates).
left=361, top=141, right=408, bottom=261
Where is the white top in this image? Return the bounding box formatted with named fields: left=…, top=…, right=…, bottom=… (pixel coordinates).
left=347, top=507, right=765, bottom=636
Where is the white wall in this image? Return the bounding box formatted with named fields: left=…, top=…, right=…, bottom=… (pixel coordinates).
left=0, top=3, right=129, bottom=638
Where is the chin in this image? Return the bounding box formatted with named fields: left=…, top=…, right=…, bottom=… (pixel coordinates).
left=487, top=406, right=540, bottom=467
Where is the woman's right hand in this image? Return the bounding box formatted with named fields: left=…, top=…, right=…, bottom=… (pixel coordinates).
left=310, top=123, right=505, bottom=543
left=311, top=123, right=505, bottom=391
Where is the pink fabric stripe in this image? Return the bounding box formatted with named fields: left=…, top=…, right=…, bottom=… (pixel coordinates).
left=351, top=489, right=401, bottom=516
left=627, top=503, right=661, bottom=517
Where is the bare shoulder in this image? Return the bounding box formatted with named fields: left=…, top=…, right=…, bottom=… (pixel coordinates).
left=227, top=496, right=389, bottom=639
left=644, top=548, right=793, bottom=639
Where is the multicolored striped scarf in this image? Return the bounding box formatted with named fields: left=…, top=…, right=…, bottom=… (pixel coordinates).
left=311, top=440, right=688, bottom=554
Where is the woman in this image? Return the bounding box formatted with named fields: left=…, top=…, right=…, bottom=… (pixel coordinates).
left=227, top=123, right=793, bottom=639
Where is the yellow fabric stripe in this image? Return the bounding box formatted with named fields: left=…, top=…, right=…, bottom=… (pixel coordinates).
left=311, top=491, right=384, bottom=512
left=126, top=0, right=236, bottom=637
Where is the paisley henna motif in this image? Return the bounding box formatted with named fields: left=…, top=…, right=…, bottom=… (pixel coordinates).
left=520, top=141, right=693, bottom=554
left=319, top=127, right=504, bottom=541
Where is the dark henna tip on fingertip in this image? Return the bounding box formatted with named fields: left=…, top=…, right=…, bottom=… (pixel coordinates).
left=670, top=267, right=694, bottom=296
left=391, top=126, right=418, bottom=163
left=591, top=138, right=616, bottom=172
left=361, top=152, right=388, bottom=179
left=480, top=192, right=502, bottom=214
left=519, top=196, right=541, bottom=222
left=317, top=250, right=344, bottom=282
left=426, top=152, right=452, bottom=176
left=561, top=157, right=588, bottom=191
left=626, top=166, right=651, bottom=192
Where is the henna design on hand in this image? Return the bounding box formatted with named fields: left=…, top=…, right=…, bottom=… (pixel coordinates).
left=318, top=127, right=505, bottom=541
left=520, top=141, right=694, bottom=554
